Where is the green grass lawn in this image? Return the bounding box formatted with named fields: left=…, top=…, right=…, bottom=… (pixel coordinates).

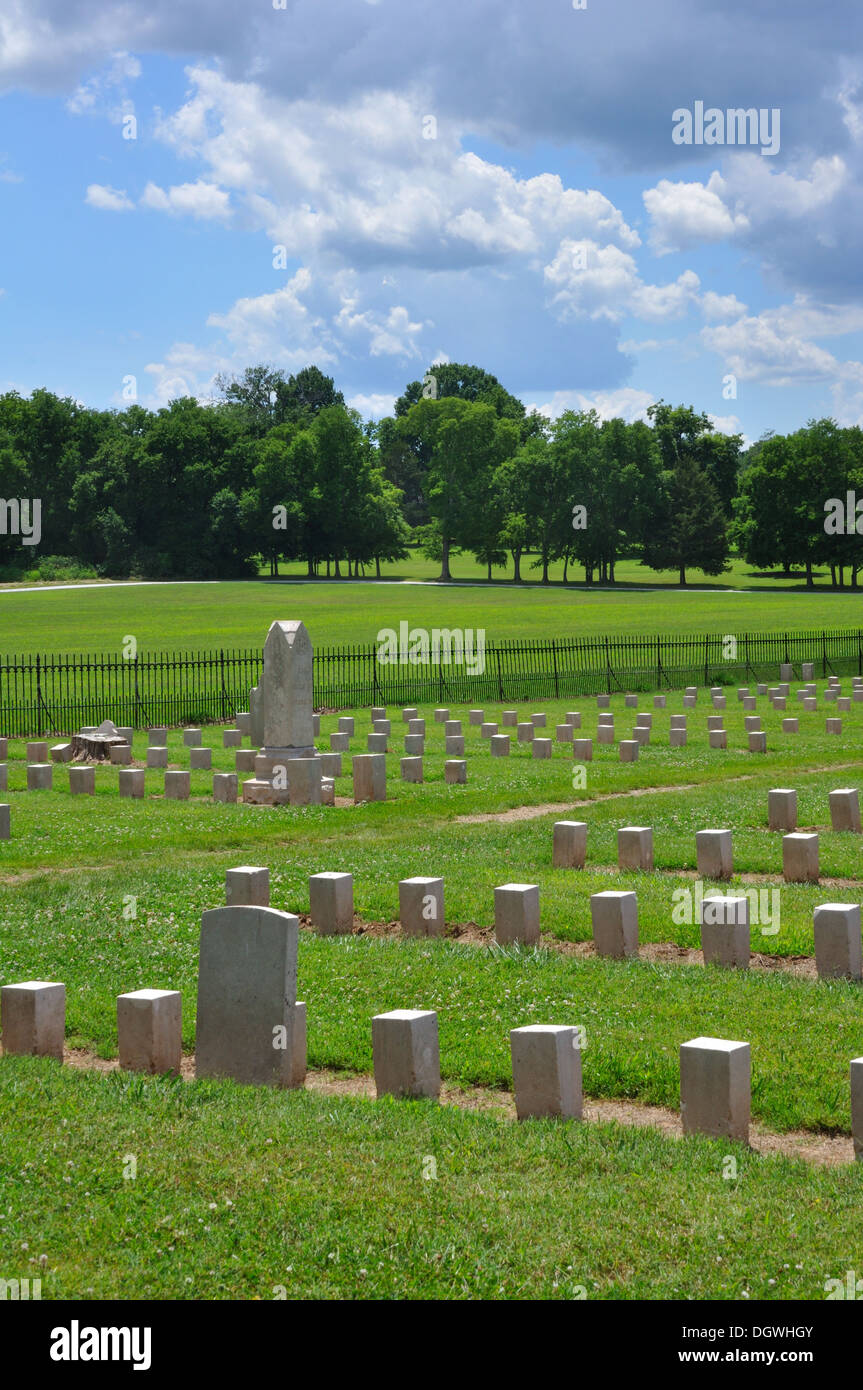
left=252, top=550, right=854, bottom=590
left=5, top=1056, right=861, bottom=1301
left=1, top=564, right=863, bottom=657
left=2, top=695, right=863, bottom=1125
left=4, top=624, right=863, bottom=1298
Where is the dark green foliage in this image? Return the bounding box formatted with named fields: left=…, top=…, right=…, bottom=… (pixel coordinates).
left=2, top=366, right=857, bottom=586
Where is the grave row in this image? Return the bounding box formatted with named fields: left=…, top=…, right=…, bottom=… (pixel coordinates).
left=322, top=704, right=853, bottom=762
left=3, top=674, right=857, bottom=790
left=221, top=860, right=863, bottom=979
left=1, top=666, right=858, bottom=820
left=0, top=751, right=430, bottom=834
left=2, top=764, right=861, bottom=881
left=2, top=975, right=861, bottom=1153
left=0, top=710, right=846, bottom=812
left=554, top=792, right=863, bottom=880
left=205, top=853, right=863, bottom=980
left=3, top=659, right=858, bottom=771
left=595, top=672, right=863, bottom=710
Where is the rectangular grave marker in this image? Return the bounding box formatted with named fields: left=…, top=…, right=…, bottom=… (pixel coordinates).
left=117, top=989, right=182, bottom=1074
left=680, top=1037, right=750, bottom=1142
left=399, top=877, right=444, bottom=937
left=1, top=981, right=65, bottom=1060
left=310, top=871, right=354, bottom=935
left=196, top=906, right=299, bottom=1087
left=372, top=1010, right=440, bottom=1100
left=590, top=890, right=638, bottom=958
left=494, top=883, right=540, bottom=945
left=553, top=821, right=587, bottom=869
left=510, top=1025, right=583, bottom=1121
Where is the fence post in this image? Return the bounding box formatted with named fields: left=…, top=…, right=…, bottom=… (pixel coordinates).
left=372, top=643, right=381, bottom=702
left=219, top=648, right=228, bottom=721
left=133, top=653, right=142, bottom=729
left=34, top=652, right=53, bottom=735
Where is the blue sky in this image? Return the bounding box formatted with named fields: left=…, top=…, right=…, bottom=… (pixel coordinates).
left=2, top=0, right=863, bottom=443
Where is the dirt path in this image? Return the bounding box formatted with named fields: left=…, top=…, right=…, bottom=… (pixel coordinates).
left=455, top=760, right=863, bottom=826
left=58, top=1048, right=853, bottom=1168
left=340, top=916, right=821, bottom=977
left=456, top=783, right=700, bottom=824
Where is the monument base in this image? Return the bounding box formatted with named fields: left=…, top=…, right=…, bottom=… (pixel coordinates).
left=255, top=747, right=318, bottom=779
left=243, top=753, right=325, bottom=808
left=242, top=778, right=290, bottom=806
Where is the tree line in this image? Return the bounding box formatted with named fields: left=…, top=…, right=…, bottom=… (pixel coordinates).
left=0, top=361, right=860, bottom=586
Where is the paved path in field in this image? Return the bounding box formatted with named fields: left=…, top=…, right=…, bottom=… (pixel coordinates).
left=0, top=580, right=219, bottom=594
left=0, top=578, right=750, bottom=594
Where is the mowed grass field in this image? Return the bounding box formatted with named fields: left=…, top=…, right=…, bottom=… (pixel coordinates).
left=1, top=564, right=863, bottom=656
left=2, top=668, right=863, bottom=1299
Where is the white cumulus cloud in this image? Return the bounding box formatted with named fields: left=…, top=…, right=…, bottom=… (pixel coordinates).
left=347, top=392, right=397, bottom=418
left=85, top=183, right=134, bottom=211
left=643, top=175, right=750, bottom=255
left=526, top=387, right=656, bottom=423
left=140, top=180, right=232, bottom=221
left=544, top=241, right=700, bottom=323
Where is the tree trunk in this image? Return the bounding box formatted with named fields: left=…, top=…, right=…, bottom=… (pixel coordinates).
left=542, top=551, right=549, bottom=584
left=830, top=564, right=836, bottom=587
left=852, top=565, right=859, bottom=590
left=307, top=557, right=315, bottom=578
left=678, top=564, right=686, bottom=586
left=806, top=559, right=814, bottom=589
left=487, top=559, right=492, bottom=581
left=563, top=554, right=569, bottom=585
left=512, top=549, right=521, bottom=583
left=375, top=557, right=381, bottom=579
left=334, top=558, right=341, bottom=578
left=609, top=558, right=615, bottom=584
left=71, top=734, right=126, bottom=762
left=439, top=534, right=452, bottom=582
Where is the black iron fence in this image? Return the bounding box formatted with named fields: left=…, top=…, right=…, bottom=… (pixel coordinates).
left=1, top=629, right=862, bottom=735
left=0, top=649, right=262, bottom=737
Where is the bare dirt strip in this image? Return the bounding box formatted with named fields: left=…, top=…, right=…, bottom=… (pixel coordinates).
left=456, top=783, right=700, bottom=823
left=325, top=915, right=820, bottom=979
left=455, top=760, right=863, bottom=826
left=58, top=1048, right=853, bottom=1169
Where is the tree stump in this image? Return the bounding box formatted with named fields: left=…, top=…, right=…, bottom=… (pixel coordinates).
left=70, top=735, right=127, bottom=762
